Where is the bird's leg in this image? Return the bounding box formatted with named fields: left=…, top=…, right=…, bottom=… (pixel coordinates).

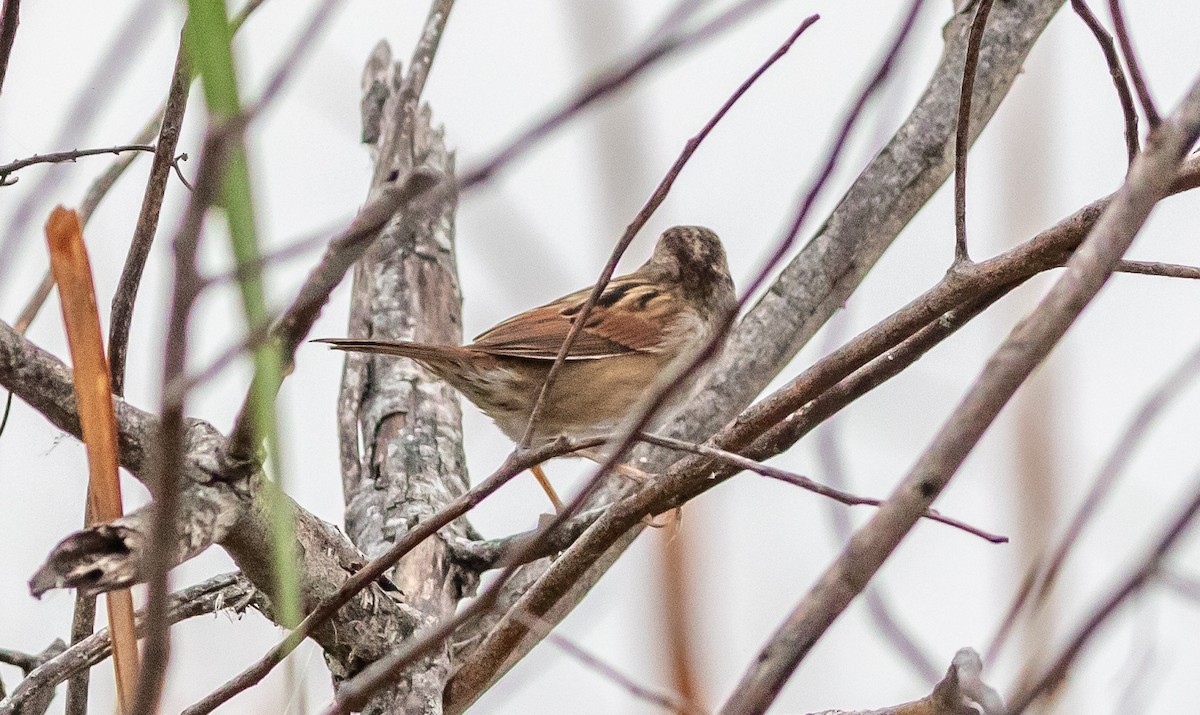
left=575, top=448, right=653, bottom=484
left=531, top=463, right=564, bottom=512
left=575, top=448, right=673, bottom=528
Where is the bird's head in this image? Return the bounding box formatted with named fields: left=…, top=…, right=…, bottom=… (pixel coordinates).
left=648, top=225, right=736, bottom=316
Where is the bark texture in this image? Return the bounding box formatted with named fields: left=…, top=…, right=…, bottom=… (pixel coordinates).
left=335, top=40, right=473, bottom=714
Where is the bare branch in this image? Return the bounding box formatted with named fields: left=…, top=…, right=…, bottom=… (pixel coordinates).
left=0, top=575, right=253, bottom=715
left=1070, top=0, right=1139, bottom=164
left=802, top=648, right=1002, bottom=715
left=446, top=508, right=608, bottom=572
left=0, top=640, right=64, bottom=715
left=1006, top=473, right=1200, bottom=713
left=953, top=0, right=994, bottom=264
left=0, top=315, right=424, bottom=675
left=109, top=36, right=191, bottom=397
left=0, top=144, right=155, bottom=186
left=717, top=70, right=1200, bottom=715
left=1106, top=0, right=1158, bottom=126
left=182, top=437, right=601, bottom=715
left=638, top=432, right=1006, bottom=542
left=517, top=13, right=820, bottom=450
left=0, top=0, right=19, bottom=96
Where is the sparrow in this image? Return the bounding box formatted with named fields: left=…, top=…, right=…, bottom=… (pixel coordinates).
left=318, top=225, right=737, bottom=509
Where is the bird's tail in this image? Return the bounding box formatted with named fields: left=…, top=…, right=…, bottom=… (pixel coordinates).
left=313, top=338, right=467, bottom=366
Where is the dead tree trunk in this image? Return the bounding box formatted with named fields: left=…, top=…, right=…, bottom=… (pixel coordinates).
left=336, top=41, right=474, bottom=714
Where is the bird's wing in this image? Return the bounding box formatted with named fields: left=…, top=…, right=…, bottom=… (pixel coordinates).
left=470, top=276, right=677, bottom=360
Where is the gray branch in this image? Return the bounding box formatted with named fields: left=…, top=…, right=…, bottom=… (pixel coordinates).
left=804, top=648, right=1002, bottom=715
left=0, top=574, right=253, bottom=715
left=333, top=35, right=470, bottom=714
left=442, top=1, right=1067, bottom=708
left=720, top=66, right=1200, bottom=715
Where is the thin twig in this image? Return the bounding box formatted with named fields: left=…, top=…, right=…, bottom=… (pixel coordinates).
left=813, top=400, right=942, bottom=684
left=517, top=13, right=821, bottom=449
left=7, top=0, right=264, bottom=339
left=0, top=0, right=162, bottom=281
left=109, top=37, right=191, bottom=397
left=1113, top=259, right=1200, bottom=279
left=447, top=507, right=609, bottom=571
left=456, top=0, right=783, bottom=192
left=985, top=330, right=1200, bottom=663
left=0, top=144, right=155, bottom=186
left=127, top=127, right=233, bottom=715
left=639, top=432, right=1006, bottom=542
left=0, top=0, right=20, bottom=96
left=0, top=575, right=251, bottom=715
left=445, top=3, right=931, bottom=704
left=509, top=609, right=708, bottom=715
left=716, top=70, right=1200, bottom=715
left=1106, top=0, right=1158, bottom=126
left=9, top=116, right=162, bottom=340
left=1006, top=473, right=1200, bottom=714
left=1069, top=0, right=1139, bottom=164
left=953, top=0, right=994, bottom=265
left=182, top=437, right=604, bottom=715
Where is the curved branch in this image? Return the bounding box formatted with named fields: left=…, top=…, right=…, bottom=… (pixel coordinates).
left=444, top=2, right=1069, bottom=708
left=718, top=70, right=1200, bottom=715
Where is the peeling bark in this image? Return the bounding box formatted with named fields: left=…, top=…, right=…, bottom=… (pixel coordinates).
left=334, top=41, right=473, bottom=714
